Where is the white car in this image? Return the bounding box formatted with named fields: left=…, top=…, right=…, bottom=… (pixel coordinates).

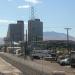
left=59, top=58, right=70, bottom=65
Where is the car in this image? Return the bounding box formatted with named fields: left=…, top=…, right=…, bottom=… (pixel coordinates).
left=57, top=56, right=65, bottom=63
left=59, top=58, right=70, bottom=66
left=44, top=54, right=57, bottom=61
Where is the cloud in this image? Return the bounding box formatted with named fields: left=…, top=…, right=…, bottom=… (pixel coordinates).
left=8, top=0, right=13, bottom=2
left=0, top=20, right=15, bottom=24
left=25, top=0, right=41, bottom=4
left=18, top=5, right=30, bottom=9
left=18, top=0, right=42, bottom=9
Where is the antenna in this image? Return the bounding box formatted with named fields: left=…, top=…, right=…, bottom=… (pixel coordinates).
left=31, top=6, right=35, bottom=20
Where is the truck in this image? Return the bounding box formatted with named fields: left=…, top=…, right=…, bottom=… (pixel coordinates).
left=70, top=50, right=75, bottom=67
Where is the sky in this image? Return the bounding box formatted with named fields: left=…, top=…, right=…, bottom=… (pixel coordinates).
left=0, top=0, right=75, bottom=37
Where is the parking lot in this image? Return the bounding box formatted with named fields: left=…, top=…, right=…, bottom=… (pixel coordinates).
left=33, top=59, right=75, bottom=75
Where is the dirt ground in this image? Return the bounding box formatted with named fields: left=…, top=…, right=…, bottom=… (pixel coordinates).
left=0, top=57, right=22, bottom=75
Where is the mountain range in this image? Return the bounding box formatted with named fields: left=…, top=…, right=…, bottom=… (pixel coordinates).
left=43, top=31, right=75, bottom=41
left=0, top=31, right=75, bottom=45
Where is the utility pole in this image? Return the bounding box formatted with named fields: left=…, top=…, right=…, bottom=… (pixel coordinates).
left=64, top=28, right=72, bottom=54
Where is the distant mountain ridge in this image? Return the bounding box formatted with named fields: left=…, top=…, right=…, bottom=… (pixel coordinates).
left=0, top=31, right=75, bottom=45
left=43, top=31, right=75, bottom=41
left=24, top=31, right=75, bottom=41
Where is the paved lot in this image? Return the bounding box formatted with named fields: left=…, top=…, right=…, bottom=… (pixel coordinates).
left=0, top=57, right=22, bottom=75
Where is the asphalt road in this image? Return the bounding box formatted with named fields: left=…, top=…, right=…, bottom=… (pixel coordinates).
left=0, top=52, right=75, bottom=75
left=0, top=52, right=48, bottom=75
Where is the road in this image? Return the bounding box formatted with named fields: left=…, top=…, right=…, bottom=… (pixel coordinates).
left=0, top=56, right=23, bottom=75
left=0, top=52, right=75, bottom=75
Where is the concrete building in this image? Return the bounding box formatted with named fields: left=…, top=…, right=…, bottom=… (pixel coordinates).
left=28, top=19, right=43, bottom=44
left=7, top=21, right=24, bottom=43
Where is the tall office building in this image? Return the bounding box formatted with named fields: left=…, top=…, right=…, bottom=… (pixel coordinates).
left=28, top=19, right=43, bottom=44
left=7, top=21, right=24, bottom=42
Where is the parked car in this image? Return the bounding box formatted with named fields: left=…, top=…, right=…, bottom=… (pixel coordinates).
left=44, top=54, right=52, bottom=61
left=44, top=53, right=57, bottom=61
left=57, top=55, right=70, bottom=63
left=31, top=50, right=51, bottom=59
left=59, top=58, right=70, bottom=66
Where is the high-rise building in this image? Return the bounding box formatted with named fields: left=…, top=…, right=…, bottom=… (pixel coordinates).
left=28, top=19, right=43, bottom=44
left=7, top=21, right=24, bottom=42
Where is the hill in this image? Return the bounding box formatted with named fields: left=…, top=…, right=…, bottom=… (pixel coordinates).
left=43, top=31, right=75, bottom=41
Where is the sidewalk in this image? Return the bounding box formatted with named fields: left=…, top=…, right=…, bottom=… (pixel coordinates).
left=0, top=56, right=23, bottom=75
